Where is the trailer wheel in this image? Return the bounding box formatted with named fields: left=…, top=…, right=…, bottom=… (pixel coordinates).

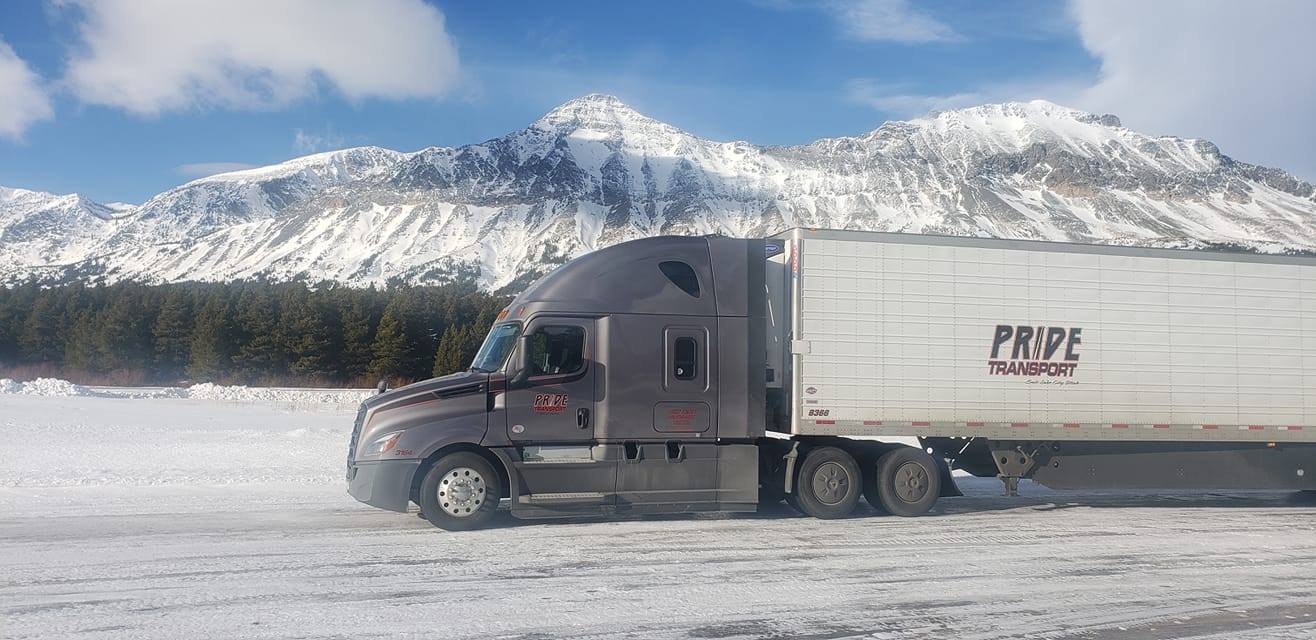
left=792, top=447, right=862, bottom=519
left=869, top=447, right=941, bottom=517
left=418, top=452, right=501, bottom=531
left=862, top=474, right=888, bottom=514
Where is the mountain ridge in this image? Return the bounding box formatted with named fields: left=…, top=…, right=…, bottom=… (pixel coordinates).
left=3, top=95, right=1314, bottom=290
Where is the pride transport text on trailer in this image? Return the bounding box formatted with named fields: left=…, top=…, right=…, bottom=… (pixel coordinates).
left=347, top=229, right=1316, bottom=530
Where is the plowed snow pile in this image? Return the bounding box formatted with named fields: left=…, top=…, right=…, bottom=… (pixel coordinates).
left=0, top=377, right=93, bottom=396
left=184, top=382, right=372, bottom=406
left=0, top=377, right=371, bottom=406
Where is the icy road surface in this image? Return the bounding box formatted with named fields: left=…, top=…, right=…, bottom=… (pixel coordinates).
left=3, top=390, right=1316, bottom=639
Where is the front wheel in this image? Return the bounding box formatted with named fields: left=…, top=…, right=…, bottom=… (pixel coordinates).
left=869, top=447, right=941, bottom=517
left=418, top=452, right=501, bottom=531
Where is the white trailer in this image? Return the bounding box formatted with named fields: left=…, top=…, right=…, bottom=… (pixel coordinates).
left=766, top=228, right=1316, bottom=497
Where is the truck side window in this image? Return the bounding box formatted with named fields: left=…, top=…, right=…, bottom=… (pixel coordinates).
left=659, top=261, right=701, bottom=298
left=673, top=337, right=698, bottom=380
left=527, top=325, right=585, bottom=377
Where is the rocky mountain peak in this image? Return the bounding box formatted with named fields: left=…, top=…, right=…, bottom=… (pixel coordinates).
left=536, top=93, right=642, bottom=125
left=2, top=95, right=1314, bottom=290
left=531, top=94, right=689, bottom=142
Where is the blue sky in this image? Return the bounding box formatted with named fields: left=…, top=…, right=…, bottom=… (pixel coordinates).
left=0, top=0, right=1312, bottom=204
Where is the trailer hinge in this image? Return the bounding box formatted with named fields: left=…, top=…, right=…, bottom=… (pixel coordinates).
left=790, top=339, right=811, bottom=355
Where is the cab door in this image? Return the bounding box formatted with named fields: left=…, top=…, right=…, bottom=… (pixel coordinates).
left=503, top=317, right=615, bottom=514
left=505, top=318, right=596, bottom=443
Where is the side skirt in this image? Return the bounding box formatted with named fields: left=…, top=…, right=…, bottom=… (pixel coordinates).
left=989, top=440, right=1316, bottom=491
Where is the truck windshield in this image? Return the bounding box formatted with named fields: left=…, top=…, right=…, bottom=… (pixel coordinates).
left=469, top=322, right=520, bottom=373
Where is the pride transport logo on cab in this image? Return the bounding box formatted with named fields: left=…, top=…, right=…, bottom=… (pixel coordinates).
left=988, top=324, right=1082, bottom=377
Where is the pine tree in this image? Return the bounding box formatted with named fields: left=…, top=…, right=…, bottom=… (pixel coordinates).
left=231, top=287, right=285, bottom=382
left=63, top=310, right=104, bottom=373
left=187, top=295, right=234, bottom=381
left=368, top=302, right=413, bottom=383
left=460, top=325, right=486, bottom=368
left=396, top=289, right=438, bottom=380
left=338, top=297, right=375, bottom=380
left=0, top=284, right=22, bottom=361
left=153, top=290, right=194, bottom=377
left=97, top=290, right=153, bottom=372
left=282, top=295, right=337, bottom=380
left=19, top=295, right=63, bottom=363
left=432, top=325, right=463, bottom=377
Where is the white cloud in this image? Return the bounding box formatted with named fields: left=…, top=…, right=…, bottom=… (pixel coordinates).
left=61, top=0, right=461, bottom=115
left=845, top=79, right=984, bottom=116
left=176, top=162, right=258, bottom=178
left=292, top=127, right=346, bottom=154
left=844, top=2, right=1316, bottom=180
left=756, top=0, right=958, bottom=43
left=826, top=0, right=959, bottom=43
left=1071, top=0, right=1316, bottom=178
left=844, top=77, right=1086, bottom=119
left=0, top=39, right=54, bottom=140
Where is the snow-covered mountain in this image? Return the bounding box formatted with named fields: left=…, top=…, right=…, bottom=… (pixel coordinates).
left=3, top=95, right=1314, bottom=290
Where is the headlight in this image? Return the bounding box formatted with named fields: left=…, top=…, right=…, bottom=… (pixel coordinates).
left=364, top=431, right=403, bottom=456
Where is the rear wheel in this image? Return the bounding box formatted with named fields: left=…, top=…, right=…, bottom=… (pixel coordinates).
left=418, top=452, right=501, bottom=531
left=791, top=447, right=862, bottom=519
left=862, top=470, right=889, bottom=514
left=869, top=447, right=941, bottom=517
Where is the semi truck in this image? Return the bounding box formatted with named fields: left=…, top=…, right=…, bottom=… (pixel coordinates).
left=347, top=228, right=1316, bottom=530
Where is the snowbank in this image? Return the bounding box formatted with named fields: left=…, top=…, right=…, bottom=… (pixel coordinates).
left=0, top=377, right=93, bottom=396
left=185, top=383, right=372, bottom=406
left=0, top=377, right=371, bottom=407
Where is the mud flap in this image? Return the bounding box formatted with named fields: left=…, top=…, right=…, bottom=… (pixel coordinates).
left=919, top=437, right=967, bottom=497
left=934, top=454, right=963, bottom=497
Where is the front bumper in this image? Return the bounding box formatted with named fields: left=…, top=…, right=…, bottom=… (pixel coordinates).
left=347, top=459, right=422, bottom=512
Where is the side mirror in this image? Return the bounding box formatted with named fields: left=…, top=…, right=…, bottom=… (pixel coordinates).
left=507, top=334, right=532, bottom=389
left=376, top=379, right=388, bottom=395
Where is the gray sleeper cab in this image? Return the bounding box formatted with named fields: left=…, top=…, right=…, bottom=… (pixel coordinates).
left=348, top=235, right=768, bottom=530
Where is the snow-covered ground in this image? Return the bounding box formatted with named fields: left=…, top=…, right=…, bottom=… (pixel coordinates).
left=2, top=385, right=1315, bottom=639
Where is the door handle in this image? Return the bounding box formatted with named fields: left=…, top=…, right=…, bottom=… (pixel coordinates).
left=577, top=408, right=590, bottom=429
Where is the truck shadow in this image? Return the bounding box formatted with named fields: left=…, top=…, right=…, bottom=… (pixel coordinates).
left=481, top=484, right=1316, bottom=530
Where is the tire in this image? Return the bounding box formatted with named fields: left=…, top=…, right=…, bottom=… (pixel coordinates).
left=870, top=447, right=941, bottom=517
left=418, top=452, right=501, bottom=531
left=863, top=469, right=889, bottom=514
left=791, top=446, right=862, bottom=519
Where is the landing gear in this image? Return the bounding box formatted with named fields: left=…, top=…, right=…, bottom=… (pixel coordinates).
left=418, top=452, right=502, bottom=531
left=990, top=442, right=1043, bottom=497
left=790, top=447, right=862, bottom=519
left=866, top=447, right=941, bottom=517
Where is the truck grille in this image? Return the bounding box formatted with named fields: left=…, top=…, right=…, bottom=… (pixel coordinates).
left=346, top=404, right=367, bottom=472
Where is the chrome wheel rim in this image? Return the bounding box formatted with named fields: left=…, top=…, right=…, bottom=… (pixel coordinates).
left=893, top=461, right=929, bottom=503
left=438, top=467, right=486, bottom=517
left=811, top=461, right=850, bottom=505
